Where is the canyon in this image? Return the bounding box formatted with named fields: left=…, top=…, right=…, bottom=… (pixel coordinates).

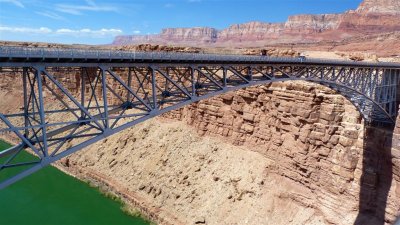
left=112, top=0, right=400, bottom=56
left=1, top=48, right=399, bottom=224
left=1, top=0, right=400, bottom=224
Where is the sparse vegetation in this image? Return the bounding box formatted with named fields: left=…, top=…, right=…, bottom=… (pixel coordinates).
left=85, top=178, right=156, bottom=224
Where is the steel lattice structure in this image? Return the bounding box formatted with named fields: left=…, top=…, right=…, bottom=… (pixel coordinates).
left=0, top=47, right=400, bottom=189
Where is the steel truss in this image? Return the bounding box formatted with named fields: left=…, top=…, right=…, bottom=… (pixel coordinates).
left=0, top=62, right=399, bottom=189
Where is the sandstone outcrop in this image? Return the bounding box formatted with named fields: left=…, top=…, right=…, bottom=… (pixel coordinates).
left=356, top=0, right=400, bottom=15
left=242, top=48, right=300, bottom=57
left=112, top=44, right=202, bottom=53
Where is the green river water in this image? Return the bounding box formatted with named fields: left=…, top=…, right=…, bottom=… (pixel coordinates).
left=0, top=140, right=151, bottom=225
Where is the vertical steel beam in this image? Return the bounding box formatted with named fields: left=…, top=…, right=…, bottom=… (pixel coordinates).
left=248, top=66, right=253, bottom=81
left=150, top=67, right=158, bottom=110
left=22, top=67, right=29, bottom=138
left=101, top=67, right=109, bottom=130
left=223, top=66, right=227, bottom=87
left=190, top=66, right=196, bottom=97
left=81, top=68, right=86, bottom=119
left=35, top=67, right=48, bottom=158
left=127, top=67, right=132, bottom=102
left=165, top=67, right=170, bottom=95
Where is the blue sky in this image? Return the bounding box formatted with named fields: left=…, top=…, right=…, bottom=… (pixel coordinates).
left=0, top=0, right=363, bottom=45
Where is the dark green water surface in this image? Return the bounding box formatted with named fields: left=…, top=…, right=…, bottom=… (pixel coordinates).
left=0, top=140, right=150, bottom=225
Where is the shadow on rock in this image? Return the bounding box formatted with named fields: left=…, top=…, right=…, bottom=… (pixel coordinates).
left=355, top=122, right=394, bottom=225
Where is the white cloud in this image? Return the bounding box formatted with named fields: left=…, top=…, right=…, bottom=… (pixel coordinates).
left=164, top=3, right=174, bottom=8
left=55, top=0, right=118, bottom=15
left=55, top=28, right=123, bottom=37
left=0, top=0, right=24, bottom=8
left=133, top=30, right=141, bottom=34
left=35, top=11, right=65, bottom=21
left=0, top=26, right=123, bottom=38
left=0, top=26, right=51, bottom=34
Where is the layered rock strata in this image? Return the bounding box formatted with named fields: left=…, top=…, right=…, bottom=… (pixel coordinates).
left=113, top=0, right=400, bottom=47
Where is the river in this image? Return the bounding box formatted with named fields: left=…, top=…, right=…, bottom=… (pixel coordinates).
left=0, top=140, right=151, bottom=225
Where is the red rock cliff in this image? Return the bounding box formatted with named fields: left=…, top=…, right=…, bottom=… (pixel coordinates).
left=112, top=0, right=400, bottom=46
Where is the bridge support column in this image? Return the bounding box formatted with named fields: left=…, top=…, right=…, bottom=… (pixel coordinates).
left=35, top=67, right=49, bottom=157
left=150, top=67, right=158, bottom=110
left=80, top=68, right=86, bottom=119
left=22, top=67, right=29, bottom=138
left=223, top=67, right=227, bottom=87
left=190, top=66, right=196, bottom=98
left=127, top=67, right=132, bottom=103
left=101, top=67, right=109, bottom=130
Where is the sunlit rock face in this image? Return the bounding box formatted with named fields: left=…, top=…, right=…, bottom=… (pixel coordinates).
left=356, top=0, right=400, bottom=15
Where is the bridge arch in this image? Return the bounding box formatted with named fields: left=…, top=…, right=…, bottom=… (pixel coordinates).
left=0, top=47, right=400, bottom=188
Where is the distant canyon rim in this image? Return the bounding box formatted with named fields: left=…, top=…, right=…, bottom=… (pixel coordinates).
left=112, top=0, right=400, bottom=57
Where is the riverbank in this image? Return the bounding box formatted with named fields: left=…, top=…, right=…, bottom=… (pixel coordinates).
left=54, top=163, right=185, bottom=225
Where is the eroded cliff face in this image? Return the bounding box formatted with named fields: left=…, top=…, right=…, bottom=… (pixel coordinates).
left=337, top=12, right=400, bottom=34
left=284, top=14, right=340, bottom=33
left=112, top=0, right=400, bottom=48
left=217, top=22, right=285, bottom=42
left=55, top=81, right=400, bottom=224
left=161, top=27, right=218, bottom=43
left=356, top=0, right=400, bottom=14
left=162, top=82, right=400, bottom=224
left=113, top=28, right=218, bottom=45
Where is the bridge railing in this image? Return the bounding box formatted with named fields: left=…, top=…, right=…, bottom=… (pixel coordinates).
left=1, top=46, right=400, bottom=68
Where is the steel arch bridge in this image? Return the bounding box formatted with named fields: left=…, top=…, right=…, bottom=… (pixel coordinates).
left=0, top=47, right=400, bottom=189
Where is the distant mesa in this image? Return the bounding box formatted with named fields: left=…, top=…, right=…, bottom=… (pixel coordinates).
left=112, top=0, right=400, bottom=47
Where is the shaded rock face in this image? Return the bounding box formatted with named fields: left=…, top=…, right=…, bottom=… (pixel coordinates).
left=112, top=0, right=400, bottom=46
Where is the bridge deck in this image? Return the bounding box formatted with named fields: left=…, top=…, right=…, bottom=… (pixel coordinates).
left=1, top=46, right=400, bottom=68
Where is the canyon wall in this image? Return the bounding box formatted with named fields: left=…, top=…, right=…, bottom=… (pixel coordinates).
left=112, top=0, right=400, bottom=48
left=161, top=82, right=400, bottom=224
left=54, top=80, right=400, bottom=224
